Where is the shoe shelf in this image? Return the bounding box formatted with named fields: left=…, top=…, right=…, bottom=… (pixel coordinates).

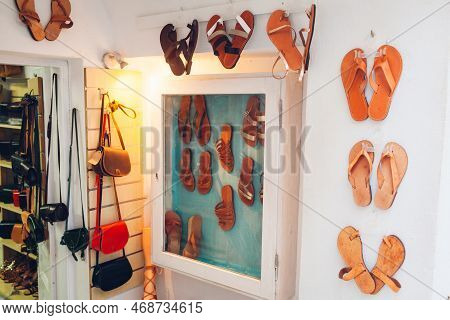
left=0, top=201, right=22, bottom=215
left=0, top=160, right=12, bottom=169
left=0, top=124, right=21, bottom=130
left=0, top=278, right=36, bottom=300
left=150, top=75, right=300, bottom=299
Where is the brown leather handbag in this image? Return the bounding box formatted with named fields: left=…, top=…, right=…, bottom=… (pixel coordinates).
left=88, top=94, right=133, bottom=177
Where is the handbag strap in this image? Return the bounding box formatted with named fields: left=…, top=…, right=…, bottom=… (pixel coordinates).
left=66, top=108, right=86, bottom=231
left=45, top=73, right=62, bottom=203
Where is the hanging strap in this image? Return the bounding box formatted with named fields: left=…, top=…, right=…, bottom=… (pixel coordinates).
left=45, top=73, right=63, bottom=203
left=65, top=108, right=86, bottom=231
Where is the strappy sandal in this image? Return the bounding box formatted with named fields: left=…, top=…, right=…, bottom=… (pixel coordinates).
left=348, top=140, right=375, bottom=207
left=300, top=4, right=316, bottom=72
left=368, top=45, right=403, bottom=121
left=15, top=0, right=45, bottom=41
left=161, top=24, right=186, bottom=76
left=214, top=185, right=235, bottom=231
left=179, top=20, right=199, bottom=75
left=180, top=148, right=195, bottom=192
left=193, top=95, right=211, bottom=146
left=337, top=226, right=375, bottom=294
left=223, top=10, right=255, bottom=69
left=374, top=142, right=408, bottom=209
left=341, top=48, right=369, bottom=121
left=206, top=15, right=231, bottom=68
left=182, top=215, right=202, bottom=259
left=257, top=111, right=265, bottom=145
left=215, top=124, right=234, bottom=173
left=45, top=0, right=73, bottom=41
left=242, top=96, right=260, bottom=147
left=198, top=151, right=212, bottom=195
left=238, top=157, right=254, bottom=206
left=165, top=210, right=182, bottom=254
left=178, top=96, right=192, bottom=144
left=371, top=235, right=405, bottom=294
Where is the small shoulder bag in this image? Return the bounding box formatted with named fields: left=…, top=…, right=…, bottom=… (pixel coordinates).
left=60, top=108, right=89, bottom=261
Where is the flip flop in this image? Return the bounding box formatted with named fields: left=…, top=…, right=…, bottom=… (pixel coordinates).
left=180, top=148, right=195, bottom=192
left=341, top=48, right=369, bottom=121
left=371, top=235, right=405, bottom=294
left=206, top=15, right=231, bottom=68
left=215, top=124, right=234, bottom=173
left=160, top=24, right=185, bottom=76
left=165, top=211, right=182, bottom=254
left=182, top=215, right=202, bottom=259
left=368, top=45, right=403, bottom=121
left=337, top=226, right=376, bottom=294
left=267, top=10, right=303, bottom=79
left=223, top=10, right=255, bottom=69
left=193, top=95, right=211, bottom=146
left=238, top=157, right=254, bottom=206
left=374, top=142, right=408, bottom=209
left=44, top=0, right=73, bottom=41
left=178, top=96, right=192, bottom=144
left=214, top=185, right=235, bottom=231
left=15, top=0, right=45, bottom=41
left=301, top=4, right=316, bottom=71
left=179, top=20, right=199, bottom=75
left=242, top=95, right=259, bottom=147
left=198, top=151, right=212, bottom=195
left=348, top=140, right=375, bottom=207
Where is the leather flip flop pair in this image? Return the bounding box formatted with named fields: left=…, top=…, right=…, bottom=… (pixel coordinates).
left=238, top=157, right=254, bottom=206
left=177, top=95, right=211, bottom=145
left=267, top=6, right=316, bottom=80
left=206, top=11, right=254, bottom=69
left=161, top=20, right=199, bottom=76
left=180, top=148, right=212, bottom=194
left=341, top=45, right=402, bottom=121
left=338, top=226, right=405, bottom=294
left=15, top=0, right=73, bottom=42
left=215, top=124, right=234, bottom=173
left=348, top=141, right=407, bottom=209
left=214, top=185, right=235, bottom=231
left=242, top=95, right=265, bottom=147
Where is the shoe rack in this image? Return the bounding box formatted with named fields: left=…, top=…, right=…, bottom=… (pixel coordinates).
left=0, top=74, right=45, bottom=300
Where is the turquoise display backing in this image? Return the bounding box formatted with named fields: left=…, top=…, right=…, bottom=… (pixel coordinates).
left=164, top=94, right=265, bottom=279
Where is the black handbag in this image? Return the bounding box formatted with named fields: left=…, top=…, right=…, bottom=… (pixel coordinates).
left=11, top=154, right=38, bottom=186
left=92, top=256, right=133, bottom=291
left=40, top=74, right=68, bottom=224
left=60, top=108, right=89, bottom=261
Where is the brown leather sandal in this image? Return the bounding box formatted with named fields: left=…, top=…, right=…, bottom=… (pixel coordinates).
left=348, top=140, right=375, bottom=207
left=238, top=156, right=254, bottom=206
left=182, top=215, right=202, bottom=259
left=215, top=124, right=234, bottom=173
left=193, top=95, right=211, bottom=146
left=161, top=24, right=186, bottom=76
left=242, top=96, right=260, bottom=147
left=178, top=96, right=192, bottom=144
left=301, top=4, right=316, bottom=72
left=45, top=0, right=73, bottom=41
left=165, top=211, right=182, bottom=254
left=337, top=226, right=376, bottom=294
left=223, top=10, right=255, bottom=69
left=15, top=0, right=45, bottom=41
left=257, top=111, right=265, bottom=145
left=180, top=148, right=195, bottom=192
left=206, top=15, right=230, bottom=68
left=371, top=235, right=405, bottom=294
left=214, top=185, right=235, bottom=231
left=198, top=151, right=212, bottom=195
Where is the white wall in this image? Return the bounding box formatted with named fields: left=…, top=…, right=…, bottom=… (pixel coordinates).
left=0, top=0, right=114, bottom=66
left=298, top=0, right=449, bottom=299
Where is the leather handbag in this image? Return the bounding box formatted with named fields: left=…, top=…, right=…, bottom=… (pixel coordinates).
left=11, top=224, right=24, bottom=244
left=11, top=154, right=38, bottom=186
left=92, top=255, right=132, bottom=291
left=40, top=74, right=68, bottom=224
left=60, top=109, right=89, bottom=261
left=88, top=93, right=133, bottom=177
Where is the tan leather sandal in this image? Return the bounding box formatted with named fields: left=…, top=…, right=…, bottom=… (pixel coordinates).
left=182, top=215, right=202, bottom=259
left=374, top=142, right=408, bottom=209
left=214, top=185, right=235, bottom=231
left=197, top=151, right=212, bottom=195
left=180, top=148, right=195, bottom=192
left=238, top=156, right=254, bottom=206
left=15, top=0, right=45, bottom=41
left=215, top=124, right=234, bottom=173
left=371, top=235, right=405, bottom=294
left=165, top=211, right=182, bottom=254
left=348, top=140, right=375, bottom=206
left=337, top=226, right=375, bottom=294
left=45, top=0, right=73, bottom=41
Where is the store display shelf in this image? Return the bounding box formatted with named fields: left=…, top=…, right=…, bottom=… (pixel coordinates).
left=0, top=160, right=12, bottom=169
left=0, top=201, right=22, bottom=214
left=0, top=279, right=36, bottom=300
left=1, top=239, right=37, bottom=260
left=0, top=123, right=21, bottom=130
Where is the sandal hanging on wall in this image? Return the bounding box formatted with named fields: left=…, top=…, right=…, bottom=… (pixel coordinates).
left=15, top=0, right=45, bottom=41
left=161, top=24, right=186, bottom=76
left=45, top=0, right=73, bottom=41
left=206, top=15, right=230, bottom=68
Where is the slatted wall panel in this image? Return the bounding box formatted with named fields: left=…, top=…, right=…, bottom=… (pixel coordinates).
left=84, top=68, right=145, bottom=299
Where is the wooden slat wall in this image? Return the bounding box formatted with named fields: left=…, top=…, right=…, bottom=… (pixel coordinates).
left=84, top=68, right=145, bottom=300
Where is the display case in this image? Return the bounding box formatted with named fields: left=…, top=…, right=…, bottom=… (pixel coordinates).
left=150, top=75, right=301, bottom=299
